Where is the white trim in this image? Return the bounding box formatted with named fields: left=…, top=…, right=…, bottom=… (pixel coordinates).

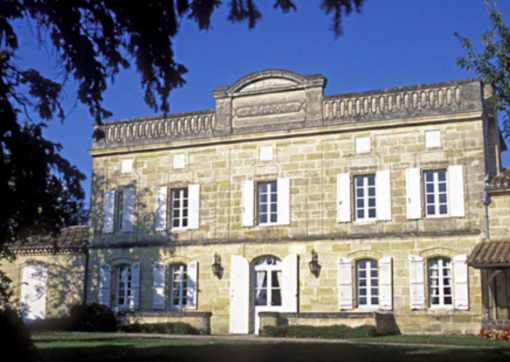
left=170, top=264, right=188, bottom=310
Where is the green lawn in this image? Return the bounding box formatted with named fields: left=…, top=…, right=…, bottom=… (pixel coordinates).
left=359, top=334, right=510, bottom=348
left=31, top=332, right=510, bottom=362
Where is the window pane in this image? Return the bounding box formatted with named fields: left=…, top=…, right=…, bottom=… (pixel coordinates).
left=356, top=178, right=363, bottom=186
left=371, top=270, right=378, bottom=278
left=260, top=194, right=267, bottom=203
left=260, top=204, right=267, bottom=213
left=439, top=205, right=447, bottom=214
left=427, top=195, right=435, bottom=204
left=445, top=297, right=452, bottom=305
left=371, top=297, right=379, bottom=305
left=439, top=183, right=446, bottom=192
left=427, top=206, right=435, bottom=215
left=270, top=194, right=277, bottom=202
left=260, top=214, right=267, bottom=223
left=368, top=176, right=375, bottom=186
left=368, top=198, right=375, bottom=207
left=371, top=288, right=378, bottom=295
left=359, top=260, right=366, bottom=268
left=255, top=290, right=267, bottom=306
left=359, top=279, right=366, bottom=287
left=270, top=213, right=277, bottom=223
left=426, top=184, right=434, bottom=192
left=438, top=171, right=446, bottom=181
left=357, top=199, right=364, bottom=208
left=368, top=187, right=375, bottom=197
left=357, top=189, right=364, bottom=197
left=357, top=210, right=364, bottom=218
left=359, top=297, right=366, bottom=305
left=271, top=271, right=280, bottom=287
left=425, top=172, right=433, bottom=181
left=272, top=290, right=282, bottom=306
left=439, top=194, right=447, bottom=203
left=360, top=289, right=366, bottom=296
left=259, top=183, right=267, bottom=193
left=270, top=182, right=277, bottom=192
left=359, top=270, right=366, bottom=278
left=369, top=209, right=376, bottom=218
left=271, top=204, right=277, bottom=212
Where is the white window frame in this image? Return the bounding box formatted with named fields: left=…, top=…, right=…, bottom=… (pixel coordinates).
left=424, top=170, right=448, bottom=218
left=428, top=257, right=453, bottom=308
left=354, top=175, right=376, bottom=221
left=171, top=188, right=189, bottom=229
left=356, top=259, right=379, bottom=308
left=170, top=264, right=187, bottom=310
left=117, top=266, right=132, bottom=308
left=253, top=257, right=283, bottom=307
left=258, top=181, right=278, bottom=225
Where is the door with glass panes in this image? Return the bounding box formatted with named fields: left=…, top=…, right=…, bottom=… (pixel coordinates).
left=253, top=256, right=283, bottom=334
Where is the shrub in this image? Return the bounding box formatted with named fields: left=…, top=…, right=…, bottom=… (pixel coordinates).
left=118, top=322, right=199, bottom=335
left=261, top=324, right=377, bottom=339
left=27, top=317, right=74, bottom=332
left=0, top=308, right=42, bottom=362
left=70, top=303, right=117, bottom=332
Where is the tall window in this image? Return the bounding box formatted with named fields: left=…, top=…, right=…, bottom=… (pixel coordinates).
left=254, top=257, right=282, bottom=306
left=258, top=182, right=277, bottom=225
left=357, top=259, right=378, bottom=307
left=117, top=266, right=132, bottom=307
left=424, top=170, right=448, bottom=217
left=171, top=264, right=187, bottom=309
left=171, top=188, right=188, bottom=229
left=354, top=175, right=376, bottom=220
left=428, top=257, right=452, bottom=307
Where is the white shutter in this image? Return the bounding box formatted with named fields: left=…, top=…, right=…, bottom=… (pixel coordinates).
left=99, top=263, right=112, bottom=307
left=242, top=180, right=255, bottom=227
left=155, top=187, right=168, bottom=231
left=282, top=254, right=298, bottom=312
left=187, top=261, right=198, bottom=309
left=379, top=257, right=393, bottom=310
left=188, top=185, right=200, bottom=229
left=229, top=255, right=250, bottom=334
left=454, top=254, right=469, bottom=310
left=338, top=257, right=353, bottom=310
left=131, top=262, right=140, bottom=309
left=121, top=188, right=135, bottom=232
left=337, top=173, right=351, bottom=223
left=103, top=191, right=115, bottom=233
left=448, top=165, right=465, bottom=217
left=153, top=262, right=166, bottom=310
left=277, top=178, right=290, bottom=225
left=406, top=168, right=422, bottom=219
left=409, top=255, right=426, bottom=309
left=20, top=265, right=48, bottom=322
left=376, top=170, right=392, bottom=221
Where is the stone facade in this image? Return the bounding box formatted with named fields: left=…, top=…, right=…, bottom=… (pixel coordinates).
left=85, top=70, right=505, bottom=335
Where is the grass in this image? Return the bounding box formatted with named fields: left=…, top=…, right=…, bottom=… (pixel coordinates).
left=30, top=332, right=510, bottom=362
left=359, top=334, right=510, bottom=348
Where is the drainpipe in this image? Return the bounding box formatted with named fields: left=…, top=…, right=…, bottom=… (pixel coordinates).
left=482, top=173, right=491, bottom=241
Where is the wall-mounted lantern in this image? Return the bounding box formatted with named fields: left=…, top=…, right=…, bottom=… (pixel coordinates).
left=212, top=253, right=223, bottom=278
left=309, top=249, right=320, bottom=277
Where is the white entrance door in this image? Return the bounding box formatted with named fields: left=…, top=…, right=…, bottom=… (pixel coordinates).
left=253, top=256, right=283, bottom=334
left=20, top=265, right=48, bottom=323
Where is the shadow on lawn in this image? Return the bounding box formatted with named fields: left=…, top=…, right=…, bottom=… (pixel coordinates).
left=38, top=342, right=510, bottom=362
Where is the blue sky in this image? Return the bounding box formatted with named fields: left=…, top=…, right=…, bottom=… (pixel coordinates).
left=12, top=0, right=510, bottom=206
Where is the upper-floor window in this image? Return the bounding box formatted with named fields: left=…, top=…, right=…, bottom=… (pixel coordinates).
left=171, top=188, right=189, bottom=229
left=428, top=257, right=452, bottom=307
left=103, top=188, right=135, bottom=233
left=354, top=175, right=376, bottom=220
left=258, top=182, right=277, bottom=225
left=424, top=170, right=448, bottom=217
left=356, top=259, right=379, bottom=307
left=170, top=264, right=187, bottom=309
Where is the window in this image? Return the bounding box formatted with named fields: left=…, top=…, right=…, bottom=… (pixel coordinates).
left=170, top=264, right=187, bottom=309
left=354, top=175, right=376, bottom=220
left=103, top=189, right=135, bottom=233
left=424, top=170, right=448, bottom=217
left=171, top=188, right=189, bottom=229
left=254, top=257, right=282, bottom=307
left=117, top=266, right=132, bottom=307
left=117, top=190, right=124, bottom=230
left=428, top=257, right=453, bottom=307
left=258, top=182, right=277, bottom=225
left=356, top=259, right=379, bottom=307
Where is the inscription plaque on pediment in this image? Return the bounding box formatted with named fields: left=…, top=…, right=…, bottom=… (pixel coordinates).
left=233, top=89, right=306, bottom=128
left=239, top=78, right=299, bottom=93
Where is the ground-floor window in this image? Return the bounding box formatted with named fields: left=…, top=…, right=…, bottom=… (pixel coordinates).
left=357, top=259, right=379, bottom=307
left=428, top=257, right=452, bottom=307
left=117, top=266, right=132, bottom=307
left=254, top=256, right=282, bottom=306
left=171, top=264, right=188, bottom=309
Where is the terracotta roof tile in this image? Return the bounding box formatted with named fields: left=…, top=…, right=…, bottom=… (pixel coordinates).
left=12, top=226, right=89, bottom=253
left=488, top=168, right=510, bottom=189
left=468, top=240, right=510, bottom=268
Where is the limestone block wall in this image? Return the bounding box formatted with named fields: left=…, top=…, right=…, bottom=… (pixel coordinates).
left=2, top=253, right=86, bottom=318
left=488, top=194, right=510, bottom=240
left=88, top=119, right=486, bottom=247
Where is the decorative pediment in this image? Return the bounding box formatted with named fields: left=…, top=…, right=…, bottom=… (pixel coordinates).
left=238, top=78, right=299, bottom=93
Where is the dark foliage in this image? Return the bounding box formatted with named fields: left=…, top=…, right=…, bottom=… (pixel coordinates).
left=0, top=308, right=42, bottom=362
left=69, top=303, right=117, bottom=332
left=0, top=0, right=364, bottom=302
left=262, top=324, right=378, bottom=339
left=118, top=322, right=200, bottom=335
left=457, top=0, right=510, bottom=141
